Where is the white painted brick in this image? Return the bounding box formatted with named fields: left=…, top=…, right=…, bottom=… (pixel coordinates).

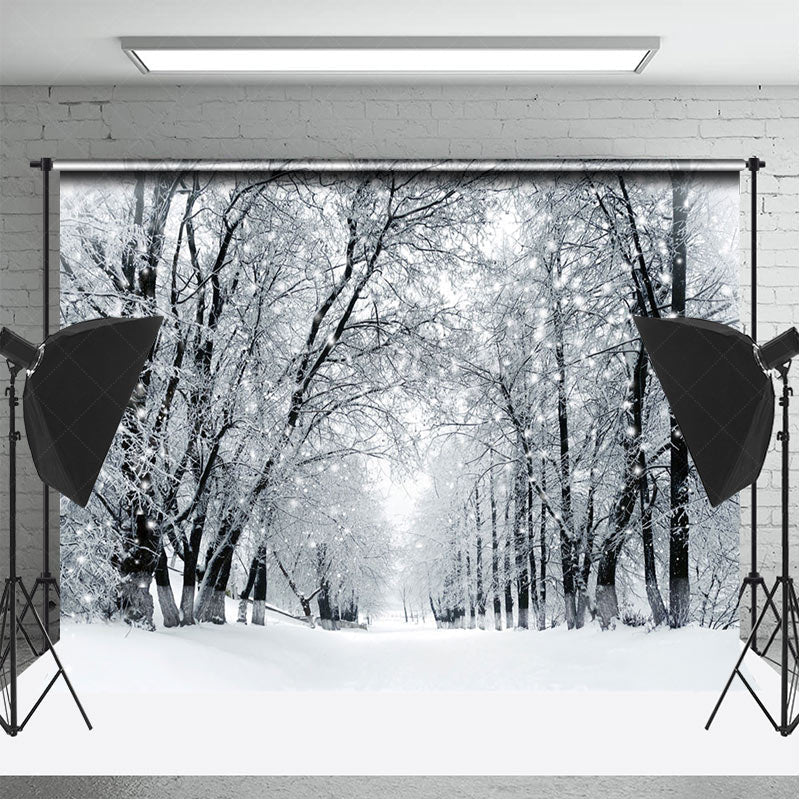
left=700, top=118, right=767, bottom=138
left=330, top=100, right=366, bottom=119
left=371, top=118, right=439, bottom=139
left=394, top=101, right=433, bottom=120
left=2, top=121, right=44, bottom=140
left=365, top=101, right=402, bottom=119
left=440, top=118, right=503, bottom=139
left=0, top=86, right=49, bottom=102
left=43, top=119, right=109, bottom=139
left=50, top=86, right=111, bottom=103
left=587, top=100, right=654, bottom=119
left=67, top=103, right=104, bottom=121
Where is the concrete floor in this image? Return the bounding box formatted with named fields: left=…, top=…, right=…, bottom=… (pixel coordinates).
left=0, top=775, right=797, bottom=798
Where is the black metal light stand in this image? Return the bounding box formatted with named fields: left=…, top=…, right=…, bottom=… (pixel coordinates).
left=705, top=361, right=799, bottom=736
left=25, top=157, right=59, bottom=651
left=0, top=362, right=91, bottom=735
left=735, top=155, right=779, bottom=654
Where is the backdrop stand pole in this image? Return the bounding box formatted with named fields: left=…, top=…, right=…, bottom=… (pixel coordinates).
left=26, top=158, right=59, bottom=653
left=775, top=364, right=799, bottom=735
left=736, top=156, right=772, bottom=653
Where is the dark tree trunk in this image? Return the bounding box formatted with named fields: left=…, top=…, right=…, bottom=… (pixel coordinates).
left=595, top=542, right=620, bottom=629
left=208, top=545, right=235, bottom=624
left=465, top=542, right=476, bottom=629
left=118, top=511, right=159, bottom=631
left=196, top=523, right=242, bottom=624
left=550, top=261, right=578, bottom=630
left=635, top=353, right=667, bottom=625
left=669, top=175, right=691, bottom=628
left=503, top=488, right=514, bottom=629
left=455, top=540, right=466, bottom=629
left=251, top=547, right=267, bottom=626
left=316, top=587, right=333, bottom=624
left=429, top=594, right=441, bottom=628
left=474, top=484, right=486, bottom=629
left=537, top=455, right=548, bottom=630
left=238, top=556, right=259, bottom=625
left=526, top=478, right=540, bottom=629
left=576, top=447, right=596, bottom=628
left=238, top=544, right=267, bottom=626
left=180, top=496, right=207, bottom=625
left=316, top=543, right=335, bottom=629
left=154, top=544, right=180, bottom=628
left=490, top=469, right=502, bottom=630
left=513, top=467, right=530, bottom=629
left=195, top=543, right=220, bottom=620
left=340, top=590, right=358, bottom=623
left=640, top=473, right=667, bottom=626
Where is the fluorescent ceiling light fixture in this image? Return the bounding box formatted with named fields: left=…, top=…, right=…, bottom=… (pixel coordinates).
left=122, top=37, right=659, bottom=74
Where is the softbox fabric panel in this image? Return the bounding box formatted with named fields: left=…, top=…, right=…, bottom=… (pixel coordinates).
left=58, top=166, right=741, bottom=646
left=634, top=316, right=774, bottom=507
left=23, top=316, right=162, bottom=507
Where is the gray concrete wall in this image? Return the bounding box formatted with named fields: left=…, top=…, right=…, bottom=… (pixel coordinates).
left=0, top=83, right=797, bottom=641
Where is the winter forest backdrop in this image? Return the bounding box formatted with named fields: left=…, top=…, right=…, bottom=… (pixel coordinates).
left=59, top=166, right=741, bottom=643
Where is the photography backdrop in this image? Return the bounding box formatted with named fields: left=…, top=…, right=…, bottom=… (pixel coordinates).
left=58, top=165, right=741, bottom=648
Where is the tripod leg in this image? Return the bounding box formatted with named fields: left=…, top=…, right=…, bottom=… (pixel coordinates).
left=0, top=586, right=10, bottom=724
left=16, top=581, right=91, bottom=731
left=0, top=581, right=9, bottom=671
left=20, top=577, right=60, bottom=648
left=787, top=584, right=799, bottom=724
left=753, top=577, right=787, bottom=657
left=706, top=579, right=780, bottom=730
left=782, top=584, right=798, bottom=663
left=18, top=670, right=60, bottom=731
left=736, top=579, right=748, bottom=605
left=0, top=582, right=36, bottom=684
left=737, top=670, right=779, bottom=730
left=15, top=584, right=46, bottom=659
left=12, top=602, right=43, bottom=660
left=733, top=576, right=782, bottom=658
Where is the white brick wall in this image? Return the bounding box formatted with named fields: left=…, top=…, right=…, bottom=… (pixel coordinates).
left=1, top=83, right=797, bottom=639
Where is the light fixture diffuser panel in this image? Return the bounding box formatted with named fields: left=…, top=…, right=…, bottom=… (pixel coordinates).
left=122, top=37, right=659, bottom=75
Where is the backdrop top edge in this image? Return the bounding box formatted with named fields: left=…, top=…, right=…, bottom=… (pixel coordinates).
left=50, top=158, right=747, bottom=173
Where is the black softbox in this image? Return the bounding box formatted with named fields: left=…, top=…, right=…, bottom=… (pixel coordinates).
left=634, top=316, right=774, bottom=507
left=22, top=316, right=162, bottom=507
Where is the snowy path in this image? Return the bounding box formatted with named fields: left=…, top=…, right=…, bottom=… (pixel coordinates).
left=3, top=616, right=798, bottom=776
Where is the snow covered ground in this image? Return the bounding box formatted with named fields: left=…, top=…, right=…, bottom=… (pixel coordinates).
left=3, top=607, right=798, bottom=776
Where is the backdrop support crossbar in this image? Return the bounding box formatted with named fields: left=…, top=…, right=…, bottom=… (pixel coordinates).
left=45, top=157, right=749, bottom=173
